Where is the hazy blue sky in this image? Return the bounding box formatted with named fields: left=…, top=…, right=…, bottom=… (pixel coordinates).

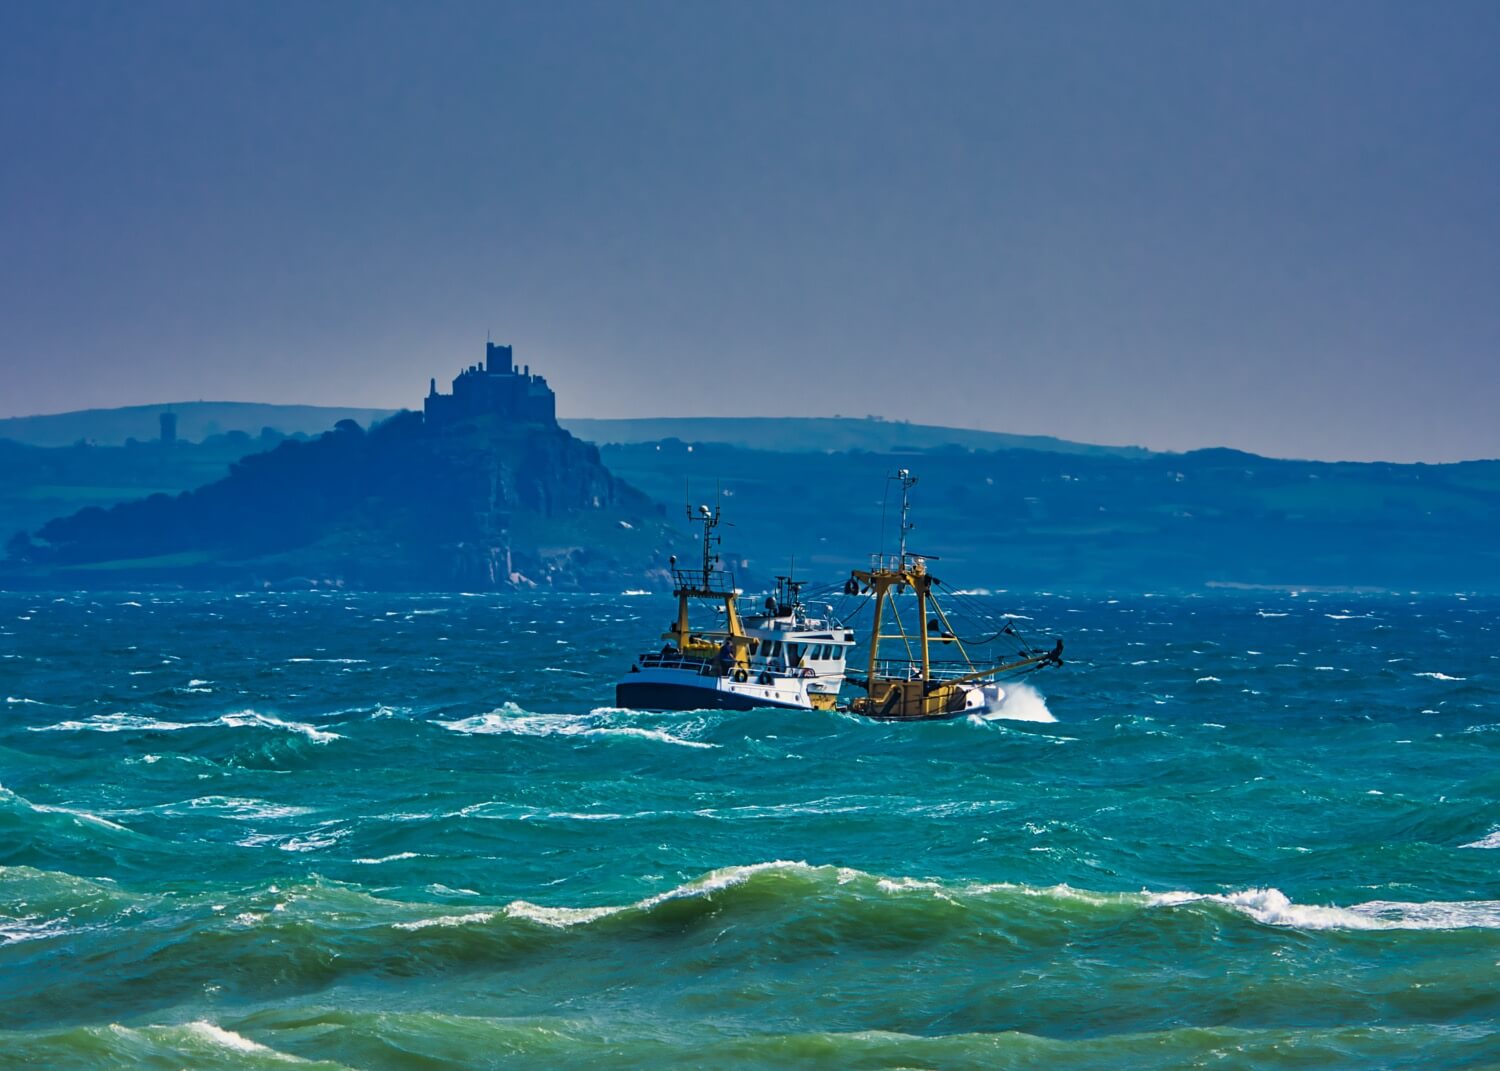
left=2, top=1, right=1496, bottom=461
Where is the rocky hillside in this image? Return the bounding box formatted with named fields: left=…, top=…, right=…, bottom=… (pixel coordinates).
left=7, top=412, right=672, bottom=590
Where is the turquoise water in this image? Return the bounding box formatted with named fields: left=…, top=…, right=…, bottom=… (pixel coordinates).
left=1, top=590, right=1497, bottom=1069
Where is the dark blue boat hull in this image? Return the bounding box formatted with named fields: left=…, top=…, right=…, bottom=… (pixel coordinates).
left=615, top=680, right=810, bottom=712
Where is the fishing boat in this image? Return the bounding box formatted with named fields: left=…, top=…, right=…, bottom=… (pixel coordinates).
left=615, top=497, right=854, bottom=712
left=843, top=470, right=1063, bottom=721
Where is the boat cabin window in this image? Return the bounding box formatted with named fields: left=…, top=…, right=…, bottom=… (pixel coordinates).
left=788, top=643, right=801, bottom=664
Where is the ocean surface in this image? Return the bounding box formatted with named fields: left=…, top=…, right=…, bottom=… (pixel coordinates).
left=1, top=589, right=1497, bottom=1070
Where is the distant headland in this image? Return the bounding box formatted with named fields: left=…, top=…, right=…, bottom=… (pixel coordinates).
left=1, top=344, right=672, bottom=591
left=2, top=343, right=1499, bottom=593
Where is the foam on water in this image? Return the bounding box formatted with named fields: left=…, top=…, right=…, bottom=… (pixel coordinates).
left=439, top=703, right=716, bottom=749
left=1148, top=887, right=1500, bottom=931
left=136, top=796, right=318, bottom=821
left=30, top=713, right=195, bottom=733
left=28, top=710, right=341, bottom=742
left=394, top=910, right=498, bottom=931
left=218, top=710, right=343, bottom=743
left=2, top=785, right=134, bottom=833
left=180, top=1021, right=288, bottom=1057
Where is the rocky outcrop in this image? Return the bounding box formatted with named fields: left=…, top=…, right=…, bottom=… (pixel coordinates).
left=21, top=411, right=672, bottom=590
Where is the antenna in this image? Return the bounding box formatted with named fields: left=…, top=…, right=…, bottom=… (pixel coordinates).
left=684, top=479, right=723, bottom=582
left=893, top=469, right=918, bottom=563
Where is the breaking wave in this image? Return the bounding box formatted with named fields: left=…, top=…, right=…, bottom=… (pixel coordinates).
left=28, top=710, right=341, bottom=743
left=438, top=703, right=716, bottom=749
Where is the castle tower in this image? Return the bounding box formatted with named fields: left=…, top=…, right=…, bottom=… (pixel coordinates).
left=485, top=342, right=514, bottom=374
left=159, top=411, right=178, bottom=444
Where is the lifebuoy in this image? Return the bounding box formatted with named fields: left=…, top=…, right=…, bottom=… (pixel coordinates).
left=799, top=667, right=815, bottom=679
left=732, top=668, right=749, bottom=683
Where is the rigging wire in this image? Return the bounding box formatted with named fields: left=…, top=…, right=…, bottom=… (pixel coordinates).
left=934, top=583, right=1051, bottom=657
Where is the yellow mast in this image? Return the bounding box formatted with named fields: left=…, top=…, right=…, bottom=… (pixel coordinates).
left=666, top=493, right=747, bottom=669
left=866, top=581, right=886, bottom=691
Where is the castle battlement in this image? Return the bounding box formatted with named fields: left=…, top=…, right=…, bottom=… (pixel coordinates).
left=424, top=342, right=557, bottom=429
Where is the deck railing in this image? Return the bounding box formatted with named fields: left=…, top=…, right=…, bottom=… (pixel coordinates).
left=862, top=658, right=980, bottom=682
left=636, top=652, right=833, bottom=682
left=671, top=567, right=737, bottom=595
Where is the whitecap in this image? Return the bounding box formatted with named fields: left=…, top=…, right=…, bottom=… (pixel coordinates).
left=439, top=705, right=715, bottom=749
left=1415, top=671, right=1467, bottom=681
left=0, top=916, right=76, bottom=944
left=29, top=710, right=341, bottom=743
left=396, top=861, right=818, bottom=934
left=1149, top=887, right=1500, bottom=930
left=1460, top=830, right=1500, bottom=849
left=165, top=796, right=316, bottom=821
left=31, top=803, right=132, bottom=832
left=217, top=710, right=342, bottom=743
left=180, top=1022, right=282, bottom=1056
left=876, top=876, right=953, bottom=900
left=394, top=910, right=497, bottom=931
left=236, top=824, right=348, bottom=852
left=29, top=713, right=193, bottom=733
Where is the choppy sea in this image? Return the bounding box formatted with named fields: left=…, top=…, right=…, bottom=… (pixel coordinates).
left=1, top=590, right=1497, bottom=1070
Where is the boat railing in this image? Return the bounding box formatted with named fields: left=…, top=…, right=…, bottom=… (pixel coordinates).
left=638, top=652, right=716, bottom=674
left=638, top=651, right=833, bottom=683
left=867, top=658, right=980, bottom=682
left=671, top=567, right=737, bottom=595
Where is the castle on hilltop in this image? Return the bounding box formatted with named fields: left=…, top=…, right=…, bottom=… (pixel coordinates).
left=424, top=342, right=557, bottom=429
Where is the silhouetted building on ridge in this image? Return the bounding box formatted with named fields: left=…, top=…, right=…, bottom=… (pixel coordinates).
left=159, top=411, right=177, bottom=444
left=424, top=342, right=557, bottom=430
